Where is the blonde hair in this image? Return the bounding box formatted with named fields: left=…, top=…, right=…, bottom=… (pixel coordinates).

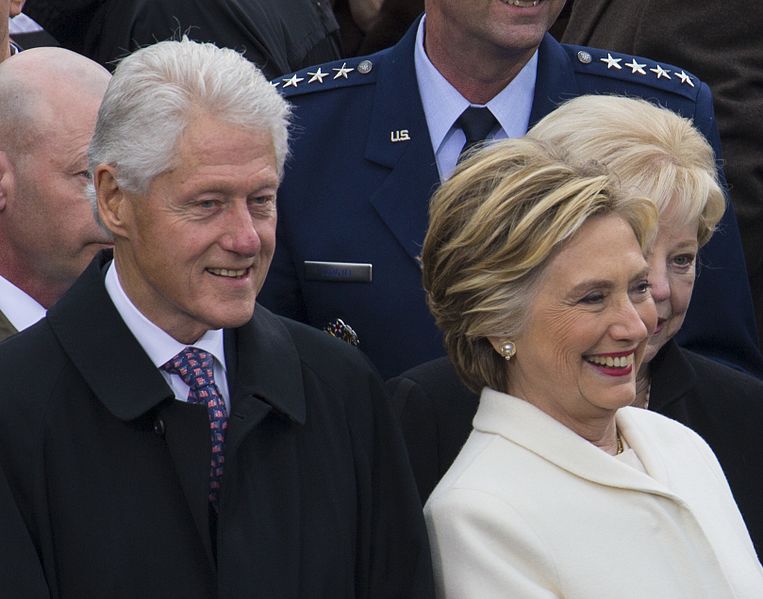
left=528, top=95, right=724, bottom=246
left=423, top=137, right=657, bottom=392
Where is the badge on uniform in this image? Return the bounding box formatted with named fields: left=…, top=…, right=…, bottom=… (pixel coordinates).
left=304, top=261, right=373, bottom=282
left=323, top=318, right=360, bottom=347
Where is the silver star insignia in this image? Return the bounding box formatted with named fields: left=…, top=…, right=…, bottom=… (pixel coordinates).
left=307, top=68, right=328, bottom=84
left=650, top=65, right=671, bottom=80
left=333, top=62, right=354, bottom=79
left=624, top=59, right=647, bottom=75
left=676, top=70, right=695, bottom=87
left=282, top=74, right=304, bottom=88
left=600, top=53, right=623, bottom=70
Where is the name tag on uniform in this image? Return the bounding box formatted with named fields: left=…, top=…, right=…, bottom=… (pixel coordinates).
left=304, top=261, right=373, bottom=283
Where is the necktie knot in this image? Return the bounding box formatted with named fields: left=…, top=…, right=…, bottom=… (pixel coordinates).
left=162, top=347, right=215, bottom=398
left=456, top=106, right=498, bottom=159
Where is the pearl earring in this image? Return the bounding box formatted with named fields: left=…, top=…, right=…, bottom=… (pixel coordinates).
left=499, top=341, right=516, bottom=361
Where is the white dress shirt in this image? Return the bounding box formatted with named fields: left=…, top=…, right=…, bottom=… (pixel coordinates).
left=0, top=274, right=46, bottom=331
left=414, top=16, right=538, bottom=181
left=104, top=261, right=231, bottom=412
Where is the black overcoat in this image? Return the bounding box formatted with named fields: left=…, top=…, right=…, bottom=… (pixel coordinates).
left=0, top=252, right=433, bottom=598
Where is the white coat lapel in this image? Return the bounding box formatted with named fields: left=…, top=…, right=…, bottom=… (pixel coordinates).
left=474, top=389, right=687, bottom=504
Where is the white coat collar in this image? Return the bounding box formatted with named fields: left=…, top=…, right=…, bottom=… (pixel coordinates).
left=474, top=388, right=688, bottom=505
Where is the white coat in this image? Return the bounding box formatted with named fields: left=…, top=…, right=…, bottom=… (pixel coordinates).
left=425, top=388, right=763, bottom=598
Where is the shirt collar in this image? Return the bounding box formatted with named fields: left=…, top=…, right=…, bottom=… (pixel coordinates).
left=0, top=274, right=46, bottom=331
left=104, top=260, right=226, bottom=372
left=414, top=15, right=538, bottom=179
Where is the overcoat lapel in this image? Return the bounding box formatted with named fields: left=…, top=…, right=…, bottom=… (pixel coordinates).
left=46, top=251, right=217, bottom=570
left=0, top=310, right=17, bottom=342
left=217, top=307, right=307, bottom=598
left=223, top=305, right=306, bottom=453
left=647, top=339, right=696, bottom=412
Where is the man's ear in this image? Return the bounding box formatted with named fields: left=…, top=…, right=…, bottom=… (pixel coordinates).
left=95, top=164, right=131, bottom=238
left=0, top=151, right=13, bottom=212
left=9, top=1, right=26, bottom=18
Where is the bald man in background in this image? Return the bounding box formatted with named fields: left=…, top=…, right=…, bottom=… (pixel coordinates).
left=0, top=47, right=112, bottom=340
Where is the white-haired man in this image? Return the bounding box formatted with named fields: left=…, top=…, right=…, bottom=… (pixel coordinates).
left=0, top=39, right=433, bottom=598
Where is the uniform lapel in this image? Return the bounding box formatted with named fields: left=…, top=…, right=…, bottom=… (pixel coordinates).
left=529, top=34, right=582, bottom=128
left=364, top=20, right=441, bottom=266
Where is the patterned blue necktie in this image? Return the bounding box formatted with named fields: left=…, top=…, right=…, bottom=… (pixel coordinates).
left=162, top=347, right=228, bottom=509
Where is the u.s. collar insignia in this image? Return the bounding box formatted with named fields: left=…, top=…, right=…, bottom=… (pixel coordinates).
left=390, top=129, right=410, bottom=143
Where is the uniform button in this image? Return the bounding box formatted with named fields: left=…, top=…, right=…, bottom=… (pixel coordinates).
left=153, top=418, right=166, bottom=436
left=577, top=50, right=593, bottom=64
left=357, top=59, right=373, bottom=75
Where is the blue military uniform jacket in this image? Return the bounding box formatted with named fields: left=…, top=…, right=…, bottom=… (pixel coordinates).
left=260, top=17, right=762, bottom=379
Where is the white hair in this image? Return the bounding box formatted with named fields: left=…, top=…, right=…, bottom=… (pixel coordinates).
left=87, top=37, right=291, bottom=209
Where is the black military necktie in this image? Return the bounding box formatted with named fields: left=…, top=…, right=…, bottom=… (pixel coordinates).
left=456, top=106, right=498, bottom=161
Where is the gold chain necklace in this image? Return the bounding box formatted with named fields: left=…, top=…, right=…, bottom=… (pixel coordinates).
left=615, top=428, right=624, bottom=455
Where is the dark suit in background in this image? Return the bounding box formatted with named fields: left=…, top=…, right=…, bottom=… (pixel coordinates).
left=0, top=465, right=47, bottom=599
left=0, top=253, right=433, bottom=598
left=0, top=310, right=16, bottom=341
left=260, top=17, right=762, bottom=379
left=387, top=341, right=763, bottom=559
left=561, top=0, right=763, bottom=348
left=25, top=0, right=341, bottom=77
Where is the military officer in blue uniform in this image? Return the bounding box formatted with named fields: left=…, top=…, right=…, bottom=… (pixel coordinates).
left=260, top=1, right=762, bottom=379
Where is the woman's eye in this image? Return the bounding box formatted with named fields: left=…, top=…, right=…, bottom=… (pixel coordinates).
left=672, top=253, right=695, bottom=268
left=579, top=292, right=604, bottom=304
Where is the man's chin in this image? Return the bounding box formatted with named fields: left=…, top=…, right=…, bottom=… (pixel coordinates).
left=211, top=305, right=258, bottom=330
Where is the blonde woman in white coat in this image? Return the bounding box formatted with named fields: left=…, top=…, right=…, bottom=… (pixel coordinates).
left=421, top=136, right=763, bottom=598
